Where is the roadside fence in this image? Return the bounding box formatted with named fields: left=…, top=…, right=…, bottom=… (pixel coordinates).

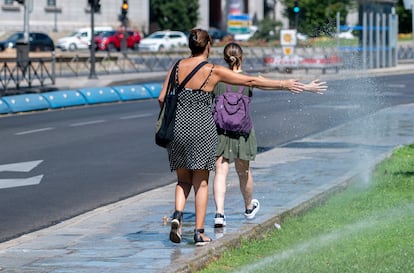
left=1, top=44, right=413, bottom=96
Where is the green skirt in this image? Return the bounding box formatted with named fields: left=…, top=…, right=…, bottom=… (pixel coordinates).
left=216, top=129, right=257, bottom=161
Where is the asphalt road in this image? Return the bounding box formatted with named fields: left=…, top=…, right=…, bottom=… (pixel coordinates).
left=1, top=73, right=414, bottom=243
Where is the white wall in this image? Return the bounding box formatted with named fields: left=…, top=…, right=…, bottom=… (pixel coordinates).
left=0, top=0, right=149, bottom=34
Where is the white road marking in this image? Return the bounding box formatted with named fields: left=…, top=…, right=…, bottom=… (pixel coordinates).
left=0, top=175, right=43, bottom=189
left=386, top=84, right=406, bottom=88
left=69, top=120, right=106, bottom=127
left=119, top=113, right=153, bottom=120
left=0, top=161, right=44, bottom=189
left=0, top=160, right=43, bottom=172
left=15, top=127, right=54, bottom=135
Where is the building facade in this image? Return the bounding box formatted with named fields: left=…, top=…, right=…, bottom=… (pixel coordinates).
left=0, top=0, right=149, bottom=35
left=0, top=0, right=265, bottom=36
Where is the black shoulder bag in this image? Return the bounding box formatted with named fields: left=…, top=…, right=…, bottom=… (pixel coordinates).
left=155, top=60, right=208, bottom=148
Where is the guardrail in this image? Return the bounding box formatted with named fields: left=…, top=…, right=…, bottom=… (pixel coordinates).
left=0, top=55, right=55, bottom=96
left=1, top=44, right=413, bottom=96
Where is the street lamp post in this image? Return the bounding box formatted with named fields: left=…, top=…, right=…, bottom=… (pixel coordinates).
left=89, top=0, right=97, bottom=79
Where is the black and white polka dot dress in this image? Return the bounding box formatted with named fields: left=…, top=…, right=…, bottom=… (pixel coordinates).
left=167, top=88, right=218, bottom=172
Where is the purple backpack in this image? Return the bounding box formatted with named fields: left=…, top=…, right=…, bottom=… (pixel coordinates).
left=213, top=84, right=252, bottom=134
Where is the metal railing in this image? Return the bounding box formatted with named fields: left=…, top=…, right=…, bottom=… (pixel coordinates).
left=0, top=56, right=55, bottom=96
left=1, top=44, right=413, bottom=96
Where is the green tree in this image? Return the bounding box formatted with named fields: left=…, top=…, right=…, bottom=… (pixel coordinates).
left=252, top=17, right=283, bottom=41
left=151, top=0, right=199, bottom=32
left=280, top=0, right=354, bottom=37
left=396, top=0, right=412, bottom=33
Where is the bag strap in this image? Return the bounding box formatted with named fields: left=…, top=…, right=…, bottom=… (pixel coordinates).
left=199, top=64, right=214, bottom=90
left=226, top=84, right=245, bottom=94
left=177, top=61, right=209, bottom=90
left=167, top=60, right=180, bottom=95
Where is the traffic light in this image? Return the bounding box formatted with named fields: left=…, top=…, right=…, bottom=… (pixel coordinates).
left=121, top=0, right=128, bottom=16
left=120, top=0, right=128, bottom=22
left=88, top=0, right=101, bottom=13
left=293, top=1, right=300, bottom=13
left=95, top=0, right=101, bottom=13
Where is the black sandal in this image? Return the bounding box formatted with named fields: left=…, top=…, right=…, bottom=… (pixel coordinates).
left=194, top=228, right=212, bottom=246
left=169, top=210, right=183, bottom=243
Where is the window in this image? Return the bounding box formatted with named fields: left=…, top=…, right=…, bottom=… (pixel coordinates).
left=44, top=0, right=61, bottom=12
left=2, top=0, right=21, bottom=11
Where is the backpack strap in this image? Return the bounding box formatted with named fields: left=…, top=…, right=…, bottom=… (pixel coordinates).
left=226, top=84, right=245, bottom=94
left=177, top=61, right=209, bottom=90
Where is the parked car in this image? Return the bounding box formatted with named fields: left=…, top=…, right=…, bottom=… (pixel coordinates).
left=233, top=25, right=258, bottom=42
left=57, top=26, right=113, bottom=51
left=296, top=32, right=309, bottom=41
left=336, top=28, right=355, bottom=39
left=94, top=30, right=141, bottom=51
left=138, top=30, right=188, bottom=52
left=0, top=32, right=54, bottom=52
left=208, top=27, right=233, bottom=42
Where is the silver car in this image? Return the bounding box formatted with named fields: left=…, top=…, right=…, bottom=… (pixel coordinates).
left=138, top=30, right=188, bottom=52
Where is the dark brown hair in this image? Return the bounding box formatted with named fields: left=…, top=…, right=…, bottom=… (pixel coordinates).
left=189, top=28, right=212, bottom=56
left=223, top=42, right=243, bottom=70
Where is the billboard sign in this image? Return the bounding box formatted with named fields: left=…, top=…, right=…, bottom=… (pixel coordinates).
left=227, top=14, right=250, bottom=34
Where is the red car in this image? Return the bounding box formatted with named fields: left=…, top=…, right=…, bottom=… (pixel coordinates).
left=95, top=30, right=141, bottom=51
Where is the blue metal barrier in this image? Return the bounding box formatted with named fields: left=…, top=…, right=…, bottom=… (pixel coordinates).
left=144, top=83, right=163, bottom=98
left=112, top=85, right=153, bottom=101
left=77, top=87, right=121, bottom=104
left=42, top=90, right=87, bottom=109
left=2, top=94, right=50, bottom=113
left=0, top=99, right=10, bottom=114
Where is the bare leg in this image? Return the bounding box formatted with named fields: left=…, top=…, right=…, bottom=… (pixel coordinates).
left=175, top=168, right=193, bottom=211
left=213, top=156, right=230, bottom=214
left=235, top=158, right=253, bottom=210
left=170, top=168, right=193, bottom=243
left=192, top=169, right=211, bottom=242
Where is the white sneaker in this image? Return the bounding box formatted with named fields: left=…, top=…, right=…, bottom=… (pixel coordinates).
left=214, top=213, right=226, bottom=228
left=244, top=199, right=260, bottom=220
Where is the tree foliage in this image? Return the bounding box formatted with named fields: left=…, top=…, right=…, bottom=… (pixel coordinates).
left=252, top=17, right=283, bottom=41
left=396, top=0, right=413, bottom=33
left=280, top=0, right=353, bottom=37
left=151, top=0, right=199, bottom=32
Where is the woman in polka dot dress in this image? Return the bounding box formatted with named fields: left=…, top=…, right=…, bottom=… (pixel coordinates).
left=158, top=29, right=327, bottom=246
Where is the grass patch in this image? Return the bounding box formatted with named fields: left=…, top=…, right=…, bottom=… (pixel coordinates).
left=198, top=144, right=414, bottom=273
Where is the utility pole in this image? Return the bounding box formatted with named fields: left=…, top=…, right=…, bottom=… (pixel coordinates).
left=14, top=0, right=32, bottom=74
left=120, top=0, right=129, bottom=53
left=89, top=0, right=98, bottom=79
left=14, top=0, right=32, bottom=43
left=293, top=0, right=299, bottom=30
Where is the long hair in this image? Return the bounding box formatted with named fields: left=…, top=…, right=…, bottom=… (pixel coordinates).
left=223, top=42, right=243, bottom=70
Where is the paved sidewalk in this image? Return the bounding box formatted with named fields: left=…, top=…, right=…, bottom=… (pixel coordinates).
left=0, top=65, right=414, bottom=273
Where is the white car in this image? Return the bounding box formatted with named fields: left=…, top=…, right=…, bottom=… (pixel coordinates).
left=234, top=25, right=258, bottom=42
left=337, top=28, right=355, bottom=39
left=57, top=26, right=113, bottom=51
left=297, top=32, right=309, bottom=41
left=138, top=30, right=188, bottom=52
